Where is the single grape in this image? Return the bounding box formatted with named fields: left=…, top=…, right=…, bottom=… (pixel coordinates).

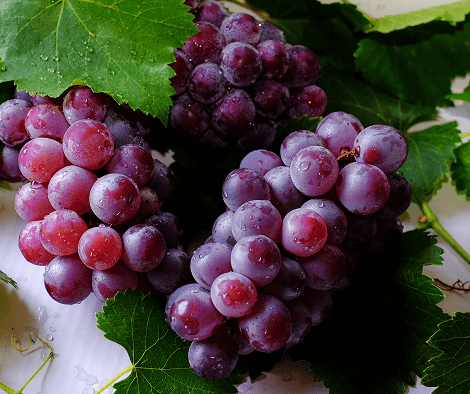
left=44, top=254, right=93, bottom=304
left=62, top=119, right=114, bottom=170
left=300, top=287, right=333, bottom=327
left=188, top=324, right=239, bottom=380
left=18, top=220, right=55, bottom=266
left=230, top=319, right=255, bottom=355
left=92, top=260, right=139, bottom=303
left=281, top=207, right=328, bottom=257
left=169, top=93, right=210, bottom=139
left=0, top=145, right=26, bottom=183
left=190, top=242, right=233, bottom=290
left=12, top=89, right=33, bottom=104
left=121, top=224, right=167, bottom=272
left=188, top=62, right=229, bottom=104
left=106, top=144, right=154, bottom=186
left=222, top=168, right=270, bottom=211
left=146, top=159, right=174, bottom=201
left=212, top=89, right=256, bottom=138
left=264, top=166, right=305, bottom=217
left=280, top=129, right=324, bottom=167
left=231, top=234, right=281, bottom=287
left=0, top=99, right=32, bottom=146
left=212, top=210, right=237, bottom=248
left=237, top=117, right=276, bottom=152
left=279, top=45, right=321, bottom=88
left=182, top=21, right=225, bottom=66
left=290, top=145, right=339, bottom=197
left=14, top=182, right=55, bottom=222
left=102, top=113, right=146, bottom=150
left=169, top=49, right=193, bottom=95
left=376, top=173, right=413, bottom=219
left=220, top=42, right=262, bottom=87
left=238, top=293, right=292, bottom=353
left=193, top=0, right=229, bottom=27
left=220, top=12, right=261, bottom=45
left=62, top=85, right=107, bottom=124
left=24, top=103, right=69, bottom=141
left=47, top=165, right=98, bottom=215
left=18, top=137, right=69, bottom=183
left=40, top=209, right=88, bottom=256
left=239, top=149, right=283, bottom=176
left=284, top=299, right=312, bottom=348
left=256, top=39, right=289, bottom=80
left=89, top=173, right=141, bottom=225
left=287, top=85, right=328, bottom=119
left=165, top=283, right=203, bottom=323
left=258, top=20, right=286, bottom=43
left=315, top=111, right=364, bottom=157
left=146, top=211, right=183, bottom=248
left=250, top=79, right=290, bottom=119
left=231, top=199, right=282, bottom=243
left=145, top=248, right=191, bottom=295
left=301, top=198, right=348, bottom=245
left=210, top=271, right=258, bottom=318
left=263, top=256, right=307, bottom=301
left=78, top=226, right=122, bottom=270
left=336, top=162, right=390, bottom=215
left=354, top=124, right=408, bottom=173
left=125, top=186, right=160, bottom=226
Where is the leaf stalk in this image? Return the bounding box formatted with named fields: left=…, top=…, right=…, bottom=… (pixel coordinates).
left=94, top=365, right=134, bottom=394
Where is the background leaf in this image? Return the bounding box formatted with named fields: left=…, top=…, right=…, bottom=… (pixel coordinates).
left=0, top=270, right=18, bottom=289
left=421, top=312, right=470, bottom=393
left=451, top=140, right=470, bottom=198
left=0, top=0, right=198, bottom=124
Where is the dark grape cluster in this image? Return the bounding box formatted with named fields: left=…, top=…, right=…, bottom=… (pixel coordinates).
left=2, top=85, right=188, bottom=305
left=164, top=110, right=412, bottom=380
left=168, top=0, right=327, bottom=152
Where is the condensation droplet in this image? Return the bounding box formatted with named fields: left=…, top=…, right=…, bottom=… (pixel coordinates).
left=281, top=372, right=292, bottom=382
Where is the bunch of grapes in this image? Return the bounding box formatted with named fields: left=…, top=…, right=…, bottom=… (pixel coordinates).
left=1, top=85, right=190, bottom=305
left=168, top=0, right=327, bottom=152
left=164, top=110, right=412, bottom=380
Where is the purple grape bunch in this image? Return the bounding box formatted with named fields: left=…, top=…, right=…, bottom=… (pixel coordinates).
left=168, top=1, right=327, bottom=152
left=5, top=85, right=189, bottom=305
left=163, top=109, right=411, bottom=380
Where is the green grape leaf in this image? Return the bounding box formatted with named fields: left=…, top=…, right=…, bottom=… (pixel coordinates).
left=0, top=270, right=18, bottom=289
left=355, top=19, right=470, bottom=108
left=398, top=122, right=462, bottom=202
left=421, top=312, right=470, bottom=393
left=446, top=84, right=470, bottom=102
left=288, top=229, right=449, bottom=394
left=451, top=140, right=470, bottom=198
left=0, top=0, right=198, bottom=125
left=96, top=289, right=243, bottom=394
left=365, top=0, right=470, bottom=34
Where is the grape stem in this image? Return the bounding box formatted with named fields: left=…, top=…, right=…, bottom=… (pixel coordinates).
left=419, top=200, right=470, bottom=265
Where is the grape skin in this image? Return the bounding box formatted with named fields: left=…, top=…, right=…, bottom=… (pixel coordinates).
left=169, top=49, right=193, bottom=95
left=193, top=1, right=229, bottom=28
left=92, top=260, right=139, bottom=303
left=0, top=145, right=25, bottom=183
left=182, top=21, right=226, bottom=66
left=250, top=79, right=291, bottom=120
left=212, top=210, right=237, bottom=248
left=78, top=226, right=122, bottom=270
left=18, top=220, right=55, bottom=266
left=279, top=45, right=321, bottom=89
left=169, top=93, right=210, bottom=139
left=220, top=13, right=261, bottom=45
left=25, top=102, right=70, bottom=141
left=256, top=39, right=289, bottom=80
left=263, top=256, right=307, bottom=301
left=220, top=42, right=262, bottom=87
left=188, top=62, right=229, bottom=104
left=14, top=182, right=54, bottom=222
left=280, top=129, right=324, bottom=167
left=146, top=211, right=183, bottom=248
left=62, top=85, right=107, bottom=124
left=0, top=99, right=32, bottom=146
left=287, top=85, right=328, bottom=119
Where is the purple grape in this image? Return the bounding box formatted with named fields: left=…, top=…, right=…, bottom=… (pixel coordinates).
left=264, top=166, right=305, bottom=216
left=0, top=99, right=32, bottom=146
left=231, top=199, right=282, bottom=243
left=336, top=162, right=390, bottom=215
left=220, top=42, right=262, bottom=87
left=14, top=182, right=55, bottom=222
left=167, top=285, right=223, bottom=341
left=366, top=218, right=404, bottom=253
left=239, top=149, right=283, bottom=176
left=146, top=159, right=174, bottom=201
left=287, top=85, right=328, bottom=119
left=0, top=145, right=25, bottom=182
left=126, top=186, right=160, bottom=225
left=284, top=299, right=312, bottom=348
left=279, top=45, right=321, bottom=88
left=145, top=248, right=191, bottom=295
left=250, top=79, right=290, bottom=119
left=190, top=242, right=233, bottom=290
left=316, top=111, right=364, bottom=157
left=376, top=173, right=412, bottom=219
left=210, top=271, right=258, bottom=317
left=301, top=198, right=348, bottom=245
left=256, top=39, right=289, bottom=80
left=237, top=117, right=277, bottom=151
left=290, top=145, right=339, bottom=197
left=193, top=1, right=229, bottom=27
left=78, top=225, right=122, bottom=270
left=212, top=89, right=256, bottom=138
left=188, top=324, right=239, bottom=380
left=18, top=221, right=55, bottom=266
left=231, top=319, right=255, bottom=355
left=343, top=212, right=378, bottom=247
left=198, top=128, right=228, bottom=150
left=62, top=86, right=107, bottom=124
left=280, top=129, right=324, bottom=166
left=263, top=256, right=307, bottom=301
left=182, top=21, right=225, bottom=66
left=300, top=287, right=333, bottom=327
left=106, top=144, right=154, bottom=186
left=220, top=12, right=261, bottom=45
left=281, top=207, right=328, bottom=257
left=184, top=0, right=200, bottom=10
left=221, top=168, right=270, bottom=211
left=169, top=93, right=210, bottom=138
left=30, top=93, right=62, bottom=106
left=165, top=283, right=203, bottom=322
left=102, top=113, right=147, bottom=150
left=121, top=224, right=166, bottom=272
left=44, top=254, right=92, bottom=304
left=169, top=49, right=193, bottom=95
left=188, top=62, right=229, bottom=104
left=354, top=124, right=408, bottom=173
left=258, top=21, right=286, bottom=43
left=13, top=89, right=33, bottom=104
left=24, top=103, right=69, bottom=141
left=212, top=210, right=237, bottom=248
left=92, top=260, right=139, bottom=303
left=238, top=293, right=292, bottom=353
left=89, top=173, right=141, bottom=225
left=146, top=211, right=183, bottom=248
left=231, top=234, right=281, bottom=287
left=48, top=165, right=98, bottom=215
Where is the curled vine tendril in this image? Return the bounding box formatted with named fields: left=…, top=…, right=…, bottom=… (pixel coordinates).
left=433, top=278, right=470, bottom=292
